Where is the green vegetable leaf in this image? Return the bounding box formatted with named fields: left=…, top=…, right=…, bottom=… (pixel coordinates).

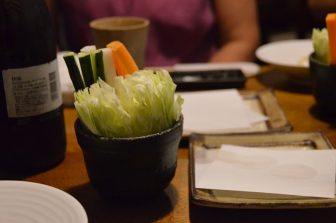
left=74, top=69, right=183, bottom=138
left=312, top=28, right=330, bottom=64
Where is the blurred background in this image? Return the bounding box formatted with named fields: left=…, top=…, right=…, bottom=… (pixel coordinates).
left=258, top=0, right=336, bottom=43
left=54, top=0, right=336, bottom=58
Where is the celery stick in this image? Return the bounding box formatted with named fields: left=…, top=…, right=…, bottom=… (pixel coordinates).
left=90, top=51, right=97, bottom=82
left=80, top=45, right=96, bottom=53
left=78, top=52, right=95, bottom=87
left=95, top=50, right=105, bottom=81
left=81, top=45, right=98, bottom=82
left=63, top=52, right=85, bottom=91
left=312, top=28, right=330, bottom=64
left=102, top=48, right=116, bottom=86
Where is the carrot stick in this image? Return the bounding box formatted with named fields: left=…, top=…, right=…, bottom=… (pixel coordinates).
left=326, top=13, right=336, bottom=64
left=106, top=41, right=139, bottom=76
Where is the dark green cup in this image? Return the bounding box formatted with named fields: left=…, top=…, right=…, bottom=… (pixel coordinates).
left=75, top=117, right=183, bottom=199
left=309, top=53, right=336, bottom=111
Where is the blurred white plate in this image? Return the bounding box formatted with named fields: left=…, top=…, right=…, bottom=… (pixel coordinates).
left=0, top=181, right=88, bottom=223
left=256, top=39, right=313, bottom=76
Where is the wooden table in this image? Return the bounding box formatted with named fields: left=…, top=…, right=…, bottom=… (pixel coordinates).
left=26, top=68, right=336, bottom=223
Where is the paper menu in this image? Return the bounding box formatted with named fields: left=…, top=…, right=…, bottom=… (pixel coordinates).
left=195, top=145, right=336, bottom=198
left=180, top=89, right=268, bottom=132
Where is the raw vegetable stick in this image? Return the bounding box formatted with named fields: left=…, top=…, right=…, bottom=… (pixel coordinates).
left=101, top=48, right=116, bottom=86
left=107, top=41, right=139, bottom=76
left=312, top=28, right=330, bottom=64
left=95, top=50, right=105, bottom=81
left=79, top=52, right=95, bottom=87
left=81, top=45, right=98, bottom=82
left=326, top=13, right=336, bottom=64
left=90, top=52, right=98, bottom=82
left=63, top=52, right=85, bottom=91
left=80, top=45, right=96, bottom=53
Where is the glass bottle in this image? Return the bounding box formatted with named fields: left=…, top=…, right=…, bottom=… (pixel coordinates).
left=0, top=0, right=66, bottom=173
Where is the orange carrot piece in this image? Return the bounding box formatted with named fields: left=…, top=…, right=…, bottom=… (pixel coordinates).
left=106, top=41, right=139, bottom=76
left=326, top=13, right=336, bottom=64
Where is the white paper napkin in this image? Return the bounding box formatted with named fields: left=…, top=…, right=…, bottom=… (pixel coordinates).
left=180, top=89, right=268, bottom=133
left=196, top=145, right=336, bottom=198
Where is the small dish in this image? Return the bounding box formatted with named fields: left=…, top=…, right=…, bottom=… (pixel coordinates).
left=189, top=131, right=336, bottom=209
left=0, top=181, right=88, bottom=223
left=256, top=39, right=313, bottom=77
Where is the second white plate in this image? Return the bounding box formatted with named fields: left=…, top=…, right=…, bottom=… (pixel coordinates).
left=256, top=39, right=313, bottom=75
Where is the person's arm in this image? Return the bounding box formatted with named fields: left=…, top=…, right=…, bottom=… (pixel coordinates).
left=209, top=0, right=260, bottom=62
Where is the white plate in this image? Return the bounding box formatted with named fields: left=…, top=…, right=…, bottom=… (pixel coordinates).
left=256, top=39, right=313, bottom=75
left=0, top=181, right=88, bottom=223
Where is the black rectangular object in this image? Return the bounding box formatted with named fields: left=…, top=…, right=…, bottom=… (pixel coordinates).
left=169, top=69, right=246, bottom=91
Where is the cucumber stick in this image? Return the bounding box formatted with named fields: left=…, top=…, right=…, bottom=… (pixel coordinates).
left=64, top=46, right=116, bottom=91
left=95, top=50, right=105, bottom=81
left=80, top=45, right=98, bottom=82
left=63, top=52, right=85, bottom=91
left=79, top=52, right=95, bottom=87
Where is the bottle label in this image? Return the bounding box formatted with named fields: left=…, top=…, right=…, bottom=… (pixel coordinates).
left=2, top=59, right=63, bottom=118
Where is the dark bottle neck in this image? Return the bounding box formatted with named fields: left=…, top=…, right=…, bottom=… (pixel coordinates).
left=2, top=0, right=56, bottom=70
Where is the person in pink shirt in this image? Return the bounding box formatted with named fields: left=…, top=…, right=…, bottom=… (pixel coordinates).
left=47, top=0, right=260, bottom=67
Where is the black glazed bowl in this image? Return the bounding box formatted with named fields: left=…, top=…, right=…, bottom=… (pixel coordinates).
left=309, top=53, right=336, bottom=112
left=74, top=117, right=183, bottom=199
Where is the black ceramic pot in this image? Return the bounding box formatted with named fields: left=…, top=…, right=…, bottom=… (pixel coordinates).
left=75, top=117, right=183, bottom=199
left=309, top=53, right=336, bottom=111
